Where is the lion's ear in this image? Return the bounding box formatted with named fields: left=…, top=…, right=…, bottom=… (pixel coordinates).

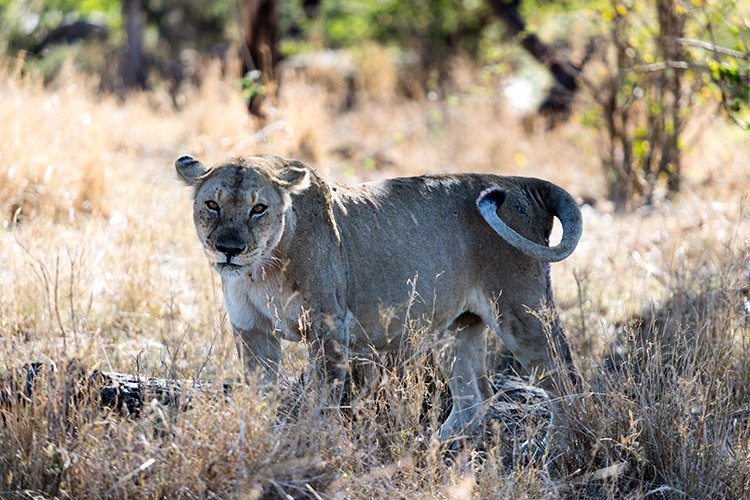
left=175, top=155, right=209, bottom=185
left=276, top=160, right=311, bottom=193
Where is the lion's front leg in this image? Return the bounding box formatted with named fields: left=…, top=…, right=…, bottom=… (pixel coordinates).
left=308, top=313, right=351, bottom=403
left=234, top=326, right=281, bottom=386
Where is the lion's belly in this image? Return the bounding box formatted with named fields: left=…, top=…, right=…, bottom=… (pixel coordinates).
left=345, top=270, right=484, bottom=353
left=338, top=210, right=481, bottom=352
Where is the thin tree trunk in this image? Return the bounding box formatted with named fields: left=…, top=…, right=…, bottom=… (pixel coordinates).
left=239, top=0, right=279, bottom=117
left=123, top=0, right=145, bottom=88
left=656, top=0, right=685, bottom=193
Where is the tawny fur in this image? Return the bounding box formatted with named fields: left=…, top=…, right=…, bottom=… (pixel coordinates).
left=176, top=154, right=582, bottom=441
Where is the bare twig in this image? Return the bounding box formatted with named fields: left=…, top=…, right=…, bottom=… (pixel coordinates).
left=674, top=37, right=749, bottom=60
left=628, top=61, right=691, bottom=73
left=13, top=234, right=66, bottom=345
left=107, top=458, right=156, bottom=494
left=305, top=483, right=324, bottom=500
left=53, top=254, right=66, bottom=348
left=268, top=479, right=294, bottom=500
left=221, top=120, right=291, bottom=160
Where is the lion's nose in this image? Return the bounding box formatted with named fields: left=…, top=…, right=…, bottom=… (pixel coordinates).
left=216, top=242, right=246, bottom=258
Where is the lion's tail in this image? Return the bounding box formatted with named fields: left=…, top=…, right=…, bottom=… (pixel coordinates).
left=476, top=179, right=582, bottom=262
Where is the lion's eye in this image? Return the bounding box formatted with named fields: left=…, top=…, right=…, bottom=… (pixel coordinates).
left=251, top=204, right=267, bottom=215
left=205, top=200, right=220, bottom=212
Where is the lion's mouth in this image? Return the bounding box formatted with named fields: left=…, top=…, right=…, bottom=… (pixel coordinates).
left=216, top=262, right=245, bottom=270
left=212, top=251, right=265, bottom=275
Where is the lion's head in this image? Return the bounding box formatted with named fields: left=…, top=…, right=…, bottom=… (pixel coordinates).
left=175, top=155, right=310, bottom=277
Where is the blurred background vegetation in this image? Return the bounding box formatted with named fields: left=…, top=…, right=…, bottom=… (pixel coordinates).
left=2, top=0, right=749, bottom=208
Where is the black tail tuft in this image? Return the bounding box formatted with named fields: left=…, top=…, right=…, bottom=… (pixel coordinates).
left=477, top=187, right=507, bottom=209
left=176, top=155, right=198, bottom=166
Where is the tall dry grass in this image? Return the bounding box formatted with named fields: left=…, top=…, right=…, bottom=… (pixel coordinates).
left=0, top=53, right=749, bottom=498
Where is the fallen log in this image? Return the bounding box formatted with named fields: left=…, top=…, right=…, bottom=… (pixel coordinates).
left=95, top=369, right=234, bottom=414
left=2, top=361, right=553, bottom=461
left=1, top=360, right=232, bottom=416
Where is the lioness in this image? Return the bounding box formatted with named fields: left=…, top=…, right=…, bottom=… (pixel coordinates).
left=176, top=154, right=582, bottom=440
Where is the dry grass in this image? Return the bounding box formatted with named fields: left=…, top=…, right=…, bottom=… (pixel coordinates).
left=0, top=54, right=749, bottom=498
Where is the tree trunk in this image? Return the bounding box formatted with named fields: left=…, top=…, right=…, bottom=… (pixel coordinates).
left=239, top=0, right=279, bottom=117
left=655, top=0, right=685, bottom=194
left=122, top=0, right=145, bottom=89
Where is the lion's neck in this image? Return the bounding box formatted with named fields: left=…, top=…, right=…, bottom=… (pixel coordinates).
left=273, top=204, right=297, bottom=260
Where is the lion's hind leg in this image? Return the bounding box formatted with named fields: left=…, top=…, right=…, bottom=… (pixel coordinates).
left=436, top=313, right=494, bottom=444
left=500, top=303, right=577, bottom=392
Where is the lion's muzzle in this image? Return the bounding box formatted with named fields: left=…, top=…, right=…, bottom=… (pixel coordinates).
left=214, top=229, right=247, bottom=263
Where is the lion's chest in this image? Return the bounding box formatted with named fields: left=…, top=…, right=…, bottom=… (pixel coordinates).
left=221, top=273, right=302, bottom=341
